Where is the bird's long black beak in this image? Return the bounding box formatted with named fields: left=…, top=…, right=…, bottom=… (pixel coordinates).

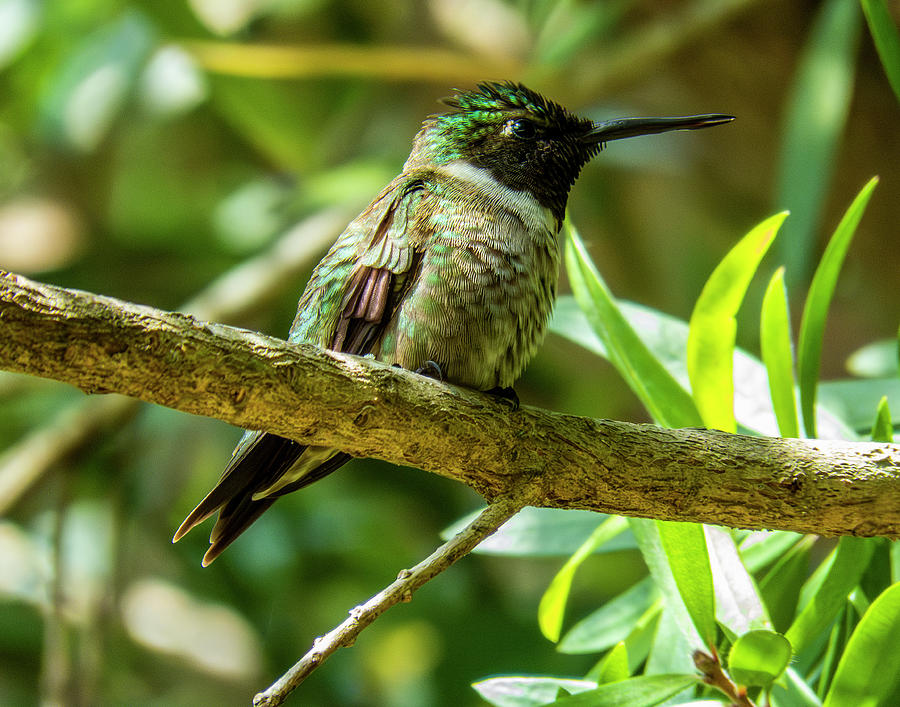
left=583, top=114, right=734, bottom=145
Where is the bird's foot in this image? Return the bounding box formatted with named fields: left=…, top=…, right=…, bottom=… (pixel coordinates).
left=487, top=386, right=519, bottom=411
left=414, top=360, right=444, bottom=381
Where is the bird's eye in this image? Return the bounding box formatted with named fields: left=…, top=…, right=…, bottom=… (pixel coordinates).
left=508, top=119, right=537, bottom=139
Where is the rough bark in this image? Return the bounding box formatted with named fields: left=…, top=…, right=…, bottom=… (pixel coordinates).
left=0, top=207, right=349, bottom=513
left=1, top=269, right=899, bottom=537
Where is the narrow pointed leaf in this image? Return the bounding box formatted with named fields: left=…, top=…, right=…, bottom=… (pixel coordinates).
left=761, top=266, right=800, bottom=437
left=443, top=507, right=635, bottom=557
left=551, top=295, right=857, bottom=439
left=798, top=177, right=879, bottom=437
left=771, top=667, right=824, bottom=707
left=599, top=600, right=662, bottom=674
left=630, top=518, right=704, bottom=649
left=554, top=674, right=698, bottom=706
left=564, top=221, right=702, bottom=427
left=656, top=521, right=716, bottom=646
left=786, top=537, right=876, bottom=653
left=760, top=537, right=815, bottom=633
left=817, top=602, right=857, bottom=698
left=687, top=212, right=784, bottom=432
left=774, top=0, right=861, bottom=284
left=870, top=396, right=893, bottom=442
left=823, top=582, right=900, bottom=707
left=705, top=526, right=771, bottom=636
left=618, top=605, right=661, bottom=674
left=539, top=515, right=629, bottom=642
left=646, top=605, right=697, bottom=675
left=472, top=676, right=597, bottom=706
left=861, top=0, right=900, bottom=103
left=593, top=642, right=630, bottom=685
left=892, top=541, right=900, bottom=584
left=848, top=587, right=872, bottom=618
left=559, top=579, right=659, bottom=654
left=739, top=530, right=805, bottom=573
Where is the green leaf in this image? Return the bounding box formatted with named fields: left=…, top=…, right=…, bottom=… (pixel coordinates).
left=539, top=515, right=629, bottom=642
left=629, top=518, right=704, bottom=650
left=739, top=530, right=805, bottom=573
left=471, top=676, right=596, bottom=706
left=798, top=176, right=879, bottom=437
left=442, top=507, right=636, bottom=557
left=892, top=542, right=900, bottom=584
left=761, top=267, right=800, bottom=438
left=553, top=674, right=698, bottom=706
left=657, top=521, right=716, bottom=645
left=617, top=605, right=662, bottom=674
left=705, top=526, right=771, bottom=636
left=870, top=396, right=894, bottom=442
left=817, top=605, right=853, bottom=699
left=771, top=667, right=824, bottom=707
left=861, top=0, right=900, bottom=103
left=564, top=220, right=702, bottom=428
left=551, top=296, right=857, bottom=439
left=559, top=579, right=659, bottom=654
left=645, top=605, right=697, bottom=675
left=760, top=537, right=816, bottom=633
left=823, top=582, right=900, bottom=707
left=593, top=600, right=662, bottom=675
left=774, top=0, right=861, bottom=284
left=593, top=642, right=630, bottom=685
left=728, top=629, right=793, bottom=687
left=550, top=294, right=608, bottom=358
left=687, top=212, right=784, bottom=432
left=786, top=537, right=876, bottom=653
left=849, top=586, right=872, bottom=619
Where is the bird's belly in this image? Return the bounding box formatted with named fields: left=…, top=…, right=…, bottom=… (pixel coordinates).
left=376, top=236, right=558, bottom=391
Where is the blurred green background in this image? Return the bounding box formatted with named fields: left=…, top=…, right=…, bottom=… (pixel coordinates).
left=0, top=0, right=897, bottom=705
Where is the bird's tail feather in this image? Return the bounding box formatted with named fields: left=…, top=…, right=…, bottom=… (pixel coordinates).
left=173, top=432, right=351, bottom=564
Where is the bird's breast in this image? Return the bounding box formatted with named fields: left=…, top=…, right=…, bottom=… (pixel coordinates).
left=378, top=170, right=560, bottom=390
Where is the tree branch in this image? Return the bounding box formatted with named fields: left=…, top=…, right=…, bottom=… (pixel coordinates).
left=253, top=496, right=528, bottom=707
left=0, top=207, right=350, bottom=513
left=2, top=269, right=899, bottom=537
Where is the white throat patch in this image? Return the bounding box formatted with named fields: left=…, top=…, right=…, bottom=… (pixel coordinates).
left=438, top=161, right=557, bottom=235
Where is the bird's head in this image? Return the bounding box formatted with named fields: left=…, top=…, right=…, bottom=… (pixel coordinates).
left=407, top=81, right=733, bottom=219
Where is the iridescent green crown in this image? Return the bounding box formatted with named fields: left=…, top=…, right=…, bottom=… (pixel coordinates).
left=441, top=81, right=579, bottom=127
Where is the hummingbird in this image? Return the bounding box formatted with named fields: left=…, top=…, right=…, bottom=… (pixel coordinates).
left=173, top=81, right=733, bottom=565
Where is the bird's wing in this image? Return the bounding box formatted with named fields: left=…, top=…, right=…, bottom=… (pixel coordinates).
left=316, top=179, right=422, bottom=353
left=174, top=179, right=427, bottom=565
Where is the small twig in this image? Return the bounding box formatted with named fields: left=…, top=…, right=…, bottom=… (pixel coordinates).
left=694, top=649, right=755, bottom=707
left=253, top=496, right=528, bottom=707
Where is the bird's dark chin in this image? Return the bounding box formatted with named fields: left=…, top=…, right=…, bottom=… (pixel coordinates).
left=583, top=144, right=603, bottom=161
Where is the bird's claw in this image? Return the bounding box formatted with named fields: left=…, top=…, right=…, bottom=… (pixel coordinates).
left=487, top=386, right=519, bottom=411
left=414, top=360, right=444, bottom=381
